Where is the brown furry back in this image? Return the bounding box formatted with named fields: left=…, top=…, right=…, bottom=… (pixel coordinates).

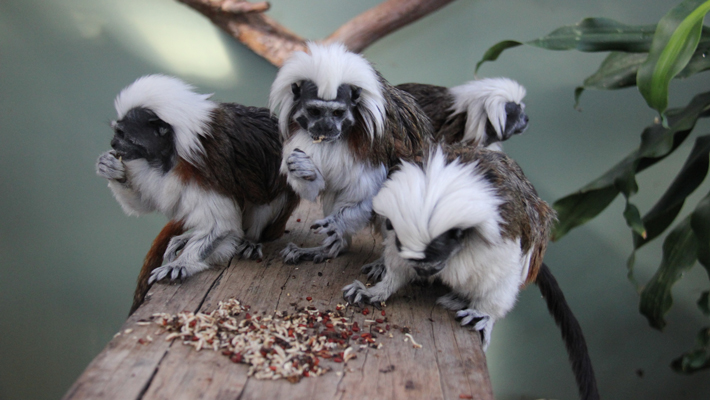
left=444, top=145, right=557, bottom=285
left=347, top=75, right=433, bottom=169
left=396, top=82, right=467, bottom=145
left=130, top=219, right=185, bottom=314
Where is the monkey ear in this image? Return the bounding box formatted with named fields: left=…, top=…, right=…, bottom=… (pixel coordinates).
left=291, top=83, right=301, bottom=101
left=351, top=86, right=362, bottom=103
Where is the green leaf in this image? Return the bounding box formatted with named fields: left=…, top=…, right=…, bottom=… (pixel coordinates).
left=639, top=216, right=699, bottom=330
left=575, top=32, right=710, bottom=105
left=474, top=40, right=522, bottom=75
left=552, top=91, right=710, bottom=241
left=671, top=327, right=710, bottom=374
left=633, top=135, right=710, bottom=249
left=475, top=18, right=655, bottom=74
left=637, top=0, right=710, bottom=117
left=624, top=202, right=647, bottom=238
left=691, top=190, right=710, bottom=273
left=677, top=34, right=710, bottom=77
left=584, top=52, right=648, bottom=90
left=699, top=292, right=710, bottom=316
left=527, top=18, right=656, bottom=52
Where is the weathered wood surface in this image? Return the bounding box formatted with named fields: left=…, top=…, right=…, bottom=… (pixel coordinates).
left=63, top=201, right=493, bottom=400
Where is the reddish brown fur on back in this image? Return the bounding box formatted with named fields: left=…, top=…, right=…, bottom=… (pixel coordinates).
left=130, top=219, right=186, bottom=314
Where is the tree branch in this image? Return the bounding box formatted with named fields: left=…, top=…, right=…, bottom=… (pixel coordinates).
left=178, top=0, right=456, bottom=66
left=323, top=0, right=455, bottom=53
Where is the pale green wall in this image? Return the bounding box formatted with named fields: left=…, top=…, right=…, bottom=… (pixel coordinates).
left=1, top=1, right=709, bottom=399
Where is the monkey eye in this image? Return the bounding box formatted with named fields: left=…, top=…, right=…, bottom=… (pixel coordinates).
left=332, top=109, right=345, bottom=118
left=385, top=219, right=393, bottom=231
left=158, top=126, right=169, bottom=136
left=307, top=107, right=321, bottom=117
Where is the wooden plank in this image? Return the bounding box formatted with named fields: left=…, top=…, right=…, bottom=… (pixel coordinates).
left=64, top=201, right=493, bottom=400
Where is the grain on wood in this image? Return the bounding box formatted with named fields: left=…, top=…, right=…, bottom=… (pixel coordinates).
left=63, top=201, right=493, bottom=400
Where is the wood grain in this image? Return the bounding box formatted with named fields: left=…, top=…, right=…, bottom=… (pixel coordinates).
left=63, top=201, right=493, bottom=400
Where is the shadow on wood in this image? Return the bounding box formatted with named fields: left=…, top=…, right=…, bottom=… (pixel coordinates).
left=63, top=201, right=493, bottom=400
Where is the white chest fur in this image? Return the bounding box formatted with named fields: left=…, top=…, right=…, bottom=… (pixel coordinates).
left=281, top=131, right=387, bottom=214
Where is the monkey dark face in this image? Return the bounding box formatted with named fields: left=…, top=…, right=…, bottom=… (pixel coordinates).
left=485, top=102, right=528, bottom=145
left=291, top=80, right=361, bottom=142
left=385, top=218, right=466, bottom=278
left=111, top=107, right=176, bottom=172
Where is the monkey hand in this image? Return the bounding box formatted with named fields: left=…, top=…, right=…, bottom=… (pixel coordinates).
left=456, top=308, right=494, bottom=351
left=310, top=215, right=346, bottom=239
left=286, top=149, right=319, bottom=182
left=163, top=233, right=191, bottom=263
left=361, top=257, right=386, bottom=281
left=236, top=239, right=263, bottom=260
left=96, top=151, right=127, bottom=183
left=285, top=149, right=324, bottom=202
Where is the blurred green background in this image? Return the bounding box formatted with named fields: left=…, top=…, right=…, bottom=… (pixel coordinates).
left=1, top=0, right=709, bottom=399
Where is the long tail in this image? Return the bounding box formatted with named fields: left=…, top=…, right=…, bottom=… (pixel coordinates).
left=536, top=263, right=599, bottom=400
left=129, top=220, right=186, bottom=314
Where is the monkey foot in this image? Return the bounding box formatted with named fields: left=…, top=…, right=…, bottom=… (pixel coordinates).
left=280, top=240, right=345, bottom=265
left=148, top=262, right=198, bottom=284
left=361, top=257, right=386, bottom=281
left=342, top=280, right=374, bottom=305
left=436, top=292, right=469, bottom=311
left=456, top=309, right=494, bottom=351
left=237, top=240, right=263, bottom=260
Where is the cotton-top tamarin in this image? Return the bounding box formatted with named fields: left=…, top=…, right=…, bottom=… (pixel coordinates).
left=397, top=78, right=528, bottom=151
left=269, top=42, right=432, bottom=264
left=96, top=75, right=299, bottom=313
left=343, top=145, right=598, bottom=400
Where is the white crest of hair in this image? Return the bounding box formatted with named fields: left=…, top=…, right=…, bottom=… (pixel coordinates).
left=449, top=77, right=526, bottom=145
left=114, top=74, right=217, bottom=167
left=269, top=42, right=386, bottom=141
left=373, top=146, right=503, bottom=260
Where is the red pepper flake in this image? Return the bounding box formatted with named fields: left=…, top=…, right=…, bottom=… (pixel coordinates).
left=351, top=334, right=360, bottom=339
left=362, top=308, right=370, bottom=316
left=297, top=218, right=301, bottom=222
left=386, top=325, right=390, bottom=331
left=351, top=326, right=360, bottom=332
left=333, top=357, right=344, bottom=363
left=256, top=316, right=261, bottom=321
left=326, top=323, right=334, bottom=329
left=222, top=350, right=233, bottom=356
left=270, top=366, right=277, bottom=371
left=381, top=310, right=386, bottom=316
left=376, top=318, right=384, bottom=324
left=288, top=328, right=294, bottom=337
left=361, top=333, right=372, bottom=339
left=231, top=353, right=243, bottom=363
left=189, top=320, right=197, bottom=327
left=138, top=338, right=147, bottom=345
left=303, top=371, right=310, bottom=377
left=306, top=297, right=313, bottom=301
left=260, top=325, right=267, bottom=329
left=192, top=336, right=199, bottom=341
left=459, top=395, right=474, bottom=399
left=245, top=313, right=252, bottom=320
